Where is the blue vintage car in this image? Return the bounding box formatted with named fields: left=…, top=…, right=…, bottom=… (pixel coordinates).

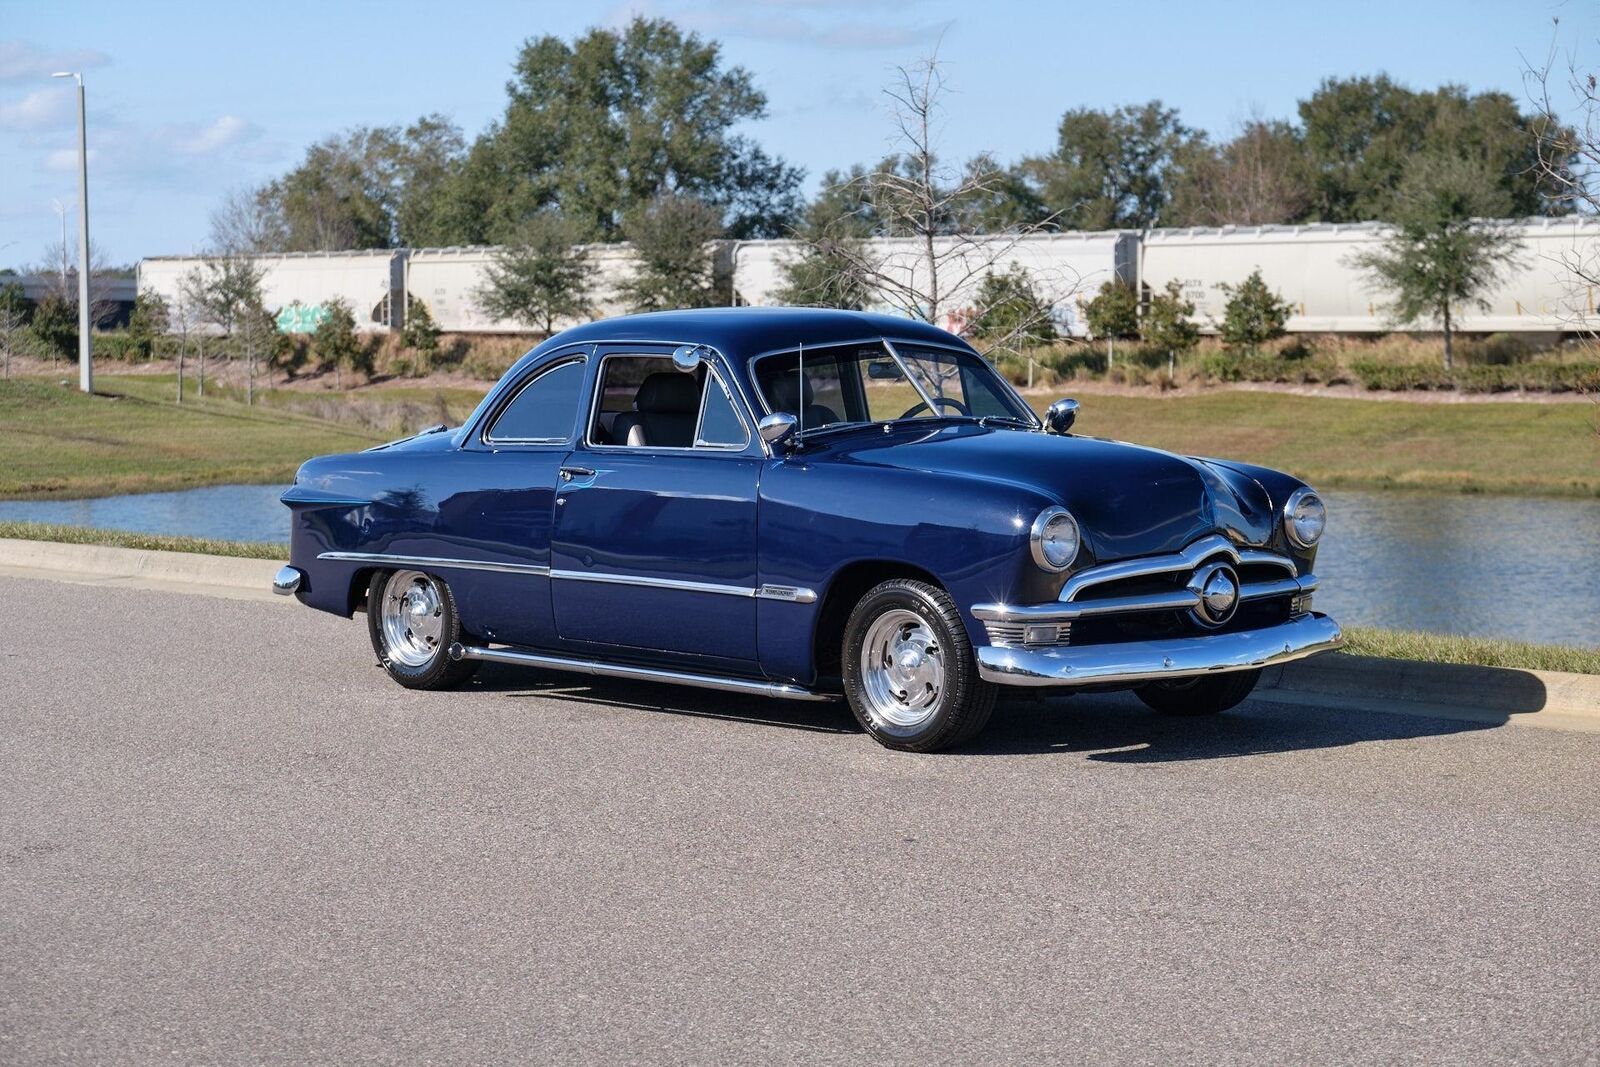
left=276, top=308, right=1341, bottom=751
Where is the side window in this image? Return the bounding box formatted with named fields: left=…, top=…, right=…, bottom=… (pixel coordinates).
left=486, top=359, right=585, bottom=442
left=695, top=373, right=748, bottom=448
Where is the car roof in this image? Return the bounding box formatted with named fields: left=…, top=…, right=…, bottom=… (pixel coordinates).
left=539, top=307, right=972, bottom=360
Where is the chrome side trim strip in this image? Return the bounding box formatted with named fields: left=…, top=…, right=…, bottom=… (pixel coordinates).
left=550, top=569, right=749, bottom=597
left=976, top=612, right=1343, bottom=687
left=317, top=551, right=551, bottom=576
left=448, top=643, right=835, bottom=702
left=549, top=568, right=817, bottom=603
left=316, top=553, right=818, bottom=603
left=1059, top=534, right=1297, bottom=602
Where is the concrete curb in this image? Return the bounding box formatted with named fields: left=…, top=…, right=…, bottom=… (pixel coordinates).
left=0, top=538, right=282, bottom=602
left=2, top=538, right=1597, bottom=729
left=1266, top=654, right=1600, bottom=732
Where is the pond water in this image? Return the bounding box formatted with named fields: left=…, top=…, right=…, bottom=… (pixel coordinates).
left=2, top=484, right=1596, bottom=648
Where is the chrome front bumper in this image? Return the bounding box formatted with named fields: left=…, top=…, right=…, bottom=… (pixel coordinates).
left=975, top=612, right=1343, bottom=688
left=272, top=565, right=304, bottom=596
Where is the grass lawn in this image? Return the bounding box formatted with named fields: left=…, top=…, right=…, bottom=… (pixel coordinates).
left=1066, top=392, right=1600, bottom=498
left=0, top=521, right=283, bottom=559
left=1342, top=626, right=1600, bottom=675
left=3, top=373, right=1597, bottom=500
left=0, top=377, right=385, bottom=499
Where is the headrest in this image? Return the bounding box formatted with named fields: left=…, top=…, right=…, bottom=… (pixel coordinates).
left=635, top=372, right=700, bottom=413
left=769, top=372, right=815, bottom=413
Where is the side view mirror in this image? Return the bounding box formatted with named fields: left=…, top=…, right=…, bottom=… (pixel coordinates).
left=672, top=344, right=707, bottom=373
left=758, top=412, right=799, bottom=450
left=1045, top=397, right=1080, bottom=435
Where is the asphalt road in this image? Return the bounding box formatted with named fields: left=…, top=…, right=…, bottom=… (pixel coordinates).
left=2, top=574, right=1597, bottom=1066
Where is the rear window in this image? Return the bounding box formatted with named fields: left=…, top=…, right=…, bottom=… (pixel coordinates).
left=486, top=359, right=585, bottom=442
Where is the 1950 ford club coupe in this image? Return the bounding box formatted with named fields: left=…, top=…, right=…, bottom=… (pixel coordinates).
left=276, top=308, right=1342, bottom=752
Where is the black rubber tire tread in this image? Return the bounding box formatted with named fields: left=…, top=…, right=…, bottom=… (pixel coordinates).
left=841, top=578, right=997, bottom=753
left=1135, top=668, right=1262, bottom=716
left=365, top=571, right=480, bottom=691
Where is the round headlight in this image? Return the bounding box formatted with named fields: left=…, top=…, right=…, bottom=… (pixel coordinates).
left=1284, top=487, right=1326, bottom=548
left=1030, top=506, right=1080, bottom=571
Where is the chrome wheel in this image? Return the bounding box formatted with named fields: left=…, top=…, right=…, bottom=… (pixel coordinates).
left=858, top=608, right=946, bottom=729
left=379, top=570, right=445, bottom=668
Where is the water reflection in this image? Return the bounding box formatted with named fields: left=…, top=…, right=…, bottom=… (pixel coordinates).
left=1, top=484, right=1596, bottom=647
left=1314, top=491, right=1600, bottom=648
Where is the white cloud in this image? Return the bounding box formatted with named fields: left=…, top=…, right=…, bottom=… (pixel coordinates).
left=168, top=115, right=254, bottom=155
left=0, top=41, right=111, bottom=83
left=43, top=147, right=97, bottom=171
left=0, top=85, right=72, bottom=130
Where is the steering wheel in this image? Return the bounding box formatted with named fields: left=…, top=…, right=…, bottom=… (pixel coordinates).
left=898, top=396, right=972, bottom=420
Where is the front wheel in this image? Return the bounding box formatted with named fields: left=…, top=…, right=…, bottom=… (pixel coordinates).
left=1135, top=668, right=1262, bottom=716
left=842, top=579, right=996, bottom=752
left=366, top=569, right=479, bottom=690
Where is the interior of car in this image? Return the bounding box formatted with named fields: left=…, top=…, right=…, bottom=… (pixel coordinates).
left=589, top=355, right=746, bottom=449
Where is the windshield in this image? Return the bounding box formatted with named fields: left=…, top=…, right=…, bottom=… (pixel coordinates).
left=751, top=340, right=1035, bottom=434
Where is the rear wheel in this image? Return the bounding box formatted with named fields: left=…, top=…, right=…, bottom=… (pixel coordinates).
left=1135, top=668, right=1262, bottom=716
left=366, top=570, right=479, bottom=690
left=842, top=579, right=996, bottom=752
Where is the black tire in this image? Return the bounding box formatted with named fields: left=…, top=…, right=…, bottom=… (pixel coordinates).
left=1135, top=668, right=1262, bottom=716
left=841, top=578, right=996, bottom=752
left=366, top=570, right=479, bottom=690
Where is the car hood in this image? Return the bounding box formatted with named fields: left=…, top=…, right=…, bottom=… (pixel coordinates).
left=811, top=423, right=1278, bottom=561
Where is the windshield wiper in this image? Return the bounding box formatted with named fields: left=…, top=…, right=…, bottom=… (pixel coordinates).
left=978, top=414, right=1038, bottom=430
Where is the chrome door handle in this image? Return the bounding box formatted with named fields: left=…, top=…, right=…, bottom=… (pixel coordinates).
left=559, top=466, right=596, bottom=482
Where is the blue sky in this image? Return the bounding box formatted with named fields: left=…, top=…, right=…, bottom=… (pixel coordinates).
left=0, top=0, right=1588, bottom=269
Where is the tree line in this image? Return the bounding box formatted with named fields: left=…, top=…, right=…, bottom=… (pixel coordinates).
left=217, top=17, right=1572, bottom=261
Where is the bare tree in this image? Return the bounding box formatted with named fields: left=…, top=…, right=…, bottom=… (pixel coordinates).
left=178, top=268, right=214, bottom=397
left=210, top=185, right=288, bottom=254
left=35, top=237, right=123, bottom=329
left=0, top=290, right=26, bottom=379
left=793, top=54, right=1070, bottom=351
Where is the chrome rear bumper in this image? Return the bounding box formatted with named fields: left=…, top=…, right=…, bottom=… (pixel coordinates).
left=975, top=612, right=1342, bottom=688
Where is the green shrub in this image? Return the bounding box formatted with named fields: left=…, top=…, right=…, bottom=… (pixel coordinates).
left=1350, top=360, right=1454, bottom=391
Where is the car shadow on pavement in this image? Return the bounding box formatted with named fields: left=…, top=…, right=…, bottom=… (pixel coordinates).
left=467, top=664, right=861, bottom=735
left=972, top=693, right=1502, bottom=761
left=467, top=664, right=1501, bottom=759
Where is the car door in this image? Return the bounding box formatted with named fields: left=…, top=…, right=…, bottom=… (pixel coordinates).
left=550, top=345, right=762, bottom=670
left=443, top=347, right=589, bottom=649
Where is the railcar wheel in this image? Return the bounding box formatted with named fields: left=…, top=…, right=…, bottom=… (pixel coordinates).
left=366, top=570, right=479, bottom=690
left=1135, top=669, right=1262, bottom=716
left=842, top=579, right=996, bottom=752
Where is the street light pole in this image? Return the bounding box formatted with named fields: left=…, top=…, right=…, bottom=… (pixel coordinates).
left=53, top=71, right=92, bottom=394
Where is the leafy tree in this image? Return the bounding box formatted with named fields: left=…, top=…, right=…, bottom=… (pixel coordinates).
left=969, top=266, right=1057, bottom=351
left=126, top=293, right=171, bottom=361
left=30, top=293, right=76, bottom=364
left=1218, top=269, right=1293, bottom=351
left=400, top=298, right=441, bottom=353
left=1022, top=101, right=1201, bottom=229
left=774, top=166, right=877, bottom=309
left=458, top=18, right=799, bottom=242
left=1082, top=279, right=1140, bottom=367
left=1141, top=280, right=1200, bottom=363
left=1298, top=75, right=1561, bottom=222
left=1349, top=154, right=1521, bottom=370
left=474, top=213, right=597, bottom=333
left=312, top=297, right=365, bottom=389
left=617, top=194, right=724, bottom=311
left=189, top=255, right=270, bottom=402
